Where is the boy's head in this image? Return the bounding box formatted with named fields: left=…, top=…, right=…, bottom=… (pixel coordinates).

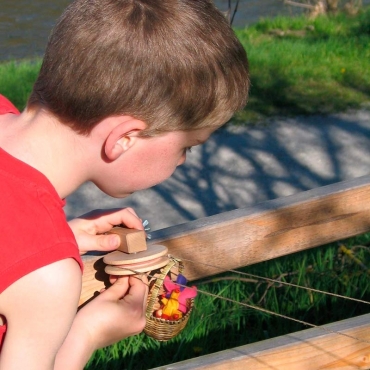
left=28, top=0, right=249, bottom=136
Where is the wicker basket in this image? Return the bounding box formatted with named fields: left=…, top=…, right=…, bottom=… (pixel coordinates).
left=144, top=257, right=194, bottom=341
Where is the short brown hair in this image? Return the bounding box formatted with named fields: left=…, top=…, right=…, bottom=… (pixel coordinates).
left=28, top=0, right=249, bottom=136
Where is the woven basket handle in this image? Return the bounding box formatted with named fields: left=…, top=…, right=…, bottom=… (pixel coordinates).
left=146, top=256, right=184, bottom=317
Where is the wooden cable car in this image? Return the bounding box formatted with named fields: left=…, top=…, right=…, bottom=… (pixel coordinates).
left=80, top=175, right=370, bottom=369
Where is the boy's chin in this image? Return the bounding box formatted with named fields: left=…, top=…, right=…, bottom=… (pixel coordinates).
left=94, top=183, right=133, bottom=199
left=106, top=190, right=133, bottom=199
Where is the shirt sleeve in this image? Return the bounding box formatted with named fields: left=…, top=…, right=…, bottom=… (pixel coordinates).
left=0, top=95, right=20, bottom=115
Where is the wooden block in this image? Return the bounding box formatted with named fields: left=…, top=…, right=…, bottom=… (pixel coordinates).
left=107, top=227, right=147, bottom=253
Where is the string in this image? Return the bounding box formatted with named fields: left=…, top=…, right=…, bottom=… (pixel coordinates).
left=189, top=286, right=370, bottom=345
left=126, top=266, right=370, bottom=346
left=179, top=257, right=370, bottom=306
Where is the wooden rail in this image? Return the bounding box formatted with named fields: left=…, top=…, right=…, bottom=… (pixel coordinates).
left=80, top=175, right=370, bottom=369
left=81, top=174, right=370, bottom=306
left=151, top=313, right=370, bottom=370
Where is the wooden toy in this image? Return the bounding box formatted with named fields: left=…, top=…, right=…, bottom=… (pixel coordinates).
left=103, top=227, right=169, bottom=275
left=104, top=244, right=170, bottom=275
left=102, top=226, right=195, bottom=341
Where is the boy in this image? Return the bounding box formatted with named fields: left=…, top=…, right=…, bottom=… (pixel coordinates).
left=0, top=0, right=249, bottom=368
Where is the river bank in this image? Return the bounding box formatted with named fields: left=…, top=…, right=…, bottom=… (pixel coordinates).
left=2, top=8, right=370, bottom=121
left=0, top=0, right=297, bottom=61
left=2, top=0, right=370, bottom=62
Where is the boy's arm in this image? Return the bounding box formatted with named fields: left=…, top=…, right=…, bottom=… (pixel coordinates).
left=0, top=259, right=82, bottom=370
left=0, top=260, right=148, bottom=370
left=55, top=275, right=148, bottom=369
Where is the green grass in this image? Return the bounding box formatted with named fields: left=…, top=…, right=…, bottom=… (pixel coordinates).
left=232, top=7, right=370, bottom=123
left=1, top=8, right=369, bottom=123
left=85, top=234, right=370, bottom=369
left=0, top=60, right=41, bottom=110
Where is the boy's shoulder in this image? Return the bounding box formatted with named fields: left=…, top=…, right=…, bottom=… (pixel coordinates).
left=0, top=95, right=20, bottom=115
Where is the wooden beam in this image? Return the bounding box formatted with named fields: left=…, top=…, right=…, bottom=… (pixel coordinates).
left=150, top=313, right=370, bottom=370
left=80, top=175, right=370, bottom=306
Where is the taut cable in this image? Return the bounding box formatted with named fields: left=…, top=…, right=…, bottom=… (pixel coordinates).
left=179, top=257, right=370, bottom=306
left=126, top=267, right=370, bottom=346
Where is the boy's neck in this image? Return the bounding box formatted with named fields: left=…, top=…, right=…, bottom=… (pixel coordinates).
left=0, top=108, right=94, bottom=198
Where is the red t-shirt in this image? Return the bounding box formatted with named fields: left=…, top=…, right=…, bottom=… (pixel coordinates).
left=0, top=94, right=83, bottom=351
left=0, top=96, right=20, bottom=115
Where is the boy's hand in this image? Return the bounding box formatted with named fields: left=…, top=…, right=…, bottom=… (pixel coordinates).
left=55, top=274, right=148, bottom=369
left=68, top=208, right=144, bottom=254
left=77, top=275, right=148, bottom=348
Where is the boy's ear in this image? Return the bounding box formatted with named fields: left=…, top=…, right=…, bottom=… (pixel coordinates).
left=104, top=116, right=147, bottom=161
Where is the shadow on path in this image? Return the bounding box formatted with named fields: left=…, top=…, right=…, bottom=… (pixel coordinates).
left=66, top=109, right=370, bottom=231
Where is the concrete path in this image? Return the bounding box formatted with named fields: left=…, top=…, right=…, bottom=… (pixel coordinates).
left=65, top=108, right=370, bottom=232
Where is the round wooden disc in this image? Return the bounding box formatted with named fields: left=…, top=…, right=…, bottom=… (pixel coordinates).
left=103, top=244, right=168, bottom=265
left=105, top=255, right=170, bottom=276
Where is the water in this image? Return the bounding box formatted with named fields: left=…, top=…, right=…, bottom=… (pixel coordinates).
left=0, top=0, right=303, bottom=61
left=0, top=0, right=71, bottom=61
left=0, top=0, right=368, bottom=62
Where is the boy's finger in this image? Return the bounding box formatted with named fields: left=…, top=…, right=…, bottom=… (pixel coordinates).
left=113, top=214, right=144, bottom=231
left=95, top=208, right=144, bottom=233
left=77, top=233, right=120, bottom=254
left=102, top=276, right=130, bottom=300
left=126, top=276, right=149, bottom=309
left=96, top=234, right=121, bottom=251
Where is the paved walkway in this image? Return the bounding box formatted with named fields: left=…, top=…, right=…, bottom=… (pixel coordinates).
left=65, top=108, right=370, bottom=232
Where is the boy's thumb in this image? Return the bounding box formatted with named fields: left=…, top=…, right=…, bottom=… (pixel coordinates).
left=103, top=276, right=129, bottom=299
left=95, top=234, right=121, bottom=251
